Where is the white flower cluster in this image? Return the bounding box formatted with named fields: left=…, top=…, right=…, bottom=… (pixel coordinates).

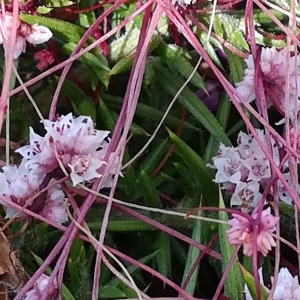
left=236, top=47, right=300, bottom=121
left=209, top=129, right=296, bottom=211
left=0, top=12, right=52, bottom=59
left=0, top=114, right=115, bottom=224
left=246, top=267, right=300, bottom=300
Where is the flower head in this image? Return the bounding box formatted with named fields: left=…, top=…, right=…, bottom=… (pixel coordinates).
left=272, top=268, right=300, bottom=299
left=17, top=114, right=116, bottom=187
left=0, top=12, right=52, bottom=59
left=1, top=161, right=42, bottom=208
left=0, top=162, right=68, bottom=224
left=26, top=24, right=52, bottom=44
left=245, top=267, right=300, bottom=300
left=40, top=181, right=68, bottom=224
left=227, top=208, right=279, bottom=256
left=236, top=47, right=300, bottom=119
left=230, top=181, right=262, bottom=212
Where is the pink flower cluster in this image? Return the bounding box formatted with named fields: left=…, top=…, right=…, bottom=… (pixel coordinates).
left=236, top=46, right=300, bottom=119
left=0, top=12, right=52, bottom=59
left=227, top=207, right=278, bottom=256
left=209, top=129, right=282, bottom=211
left=245, top=267, right=300, bottom=299
left=0, top=114, right=115, bottom=224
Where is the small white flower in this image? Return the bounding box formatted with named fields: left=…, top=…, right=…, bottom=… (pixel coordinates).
left=68, top=154, right=105, bottom=186
left=26, top=24, right=52, bottom=45
left=230, top=181, right=262, bottom=211
left=14, top=35, right=27, bottom=59
left=212, top=145, right=246, bottom=184
left=276, top=172, right=300, bottom=205
left=236, top=46, right=300, bottom=120
left=0, top=13, right=52, bottom=59
left=245, top=268, right=300, bottom=300
left=41, top=183, right=68, bottom=224
left=244, top=156, right=271, bottom=182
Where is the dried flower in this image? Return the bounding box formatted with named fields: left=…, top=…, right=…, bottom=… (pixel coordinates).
left=34, top=49, right=55, bottom=71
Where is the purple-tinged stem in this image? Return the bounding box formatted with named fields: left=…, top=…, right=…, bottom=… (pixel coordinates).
left=212, top=246, right=240, bottom=300
left=161, top=0, right=300, bottom=210
left=0, top=1, right=19, bottom=135
left=48, top=0, right=129, bottom=120
left=93, top=5, right=164, bottom=298
left=106, top=246, right=198, bottom=300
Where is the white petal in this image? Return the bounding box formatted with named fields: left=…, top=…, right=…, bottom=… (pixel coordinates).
left=26, top=25, right=52, bottom=45
left=14, top=36, right=26, bottom=59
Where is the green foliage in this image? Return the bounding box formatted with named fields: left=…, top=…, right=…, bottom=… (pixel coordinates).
left=240, top=264, right=269, bottom=300
left=218, top=192, right=243, bottom=299
left=3, top=2, right=293, bottom=299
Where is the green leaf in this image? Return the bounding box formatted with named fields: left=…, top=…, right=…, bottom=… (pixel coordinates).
left=98, top=100, right=116, bottom=132
left=240, top=264, right=269, bottom=300
left=225, top=49, right=246, bottom=83
left=98, top=100, right=149, bottom=136
left=218, top=190, right=243, bottom=299
left=78, top=0, right=96, bottom=28
left=151, top=60, right=231, bottom=146
left=109, top=56, right=134, bottom=75
left=155, top=41, right=205, bottom=91
left=68, top=258, right=81, bottom=288
left=173, top=163, right=198, bottom=195
left=167, top=129, right=218, bottom=203
left=203, top=93, right=231, bottom=163
left=69, top=238, right=84, bottom=263
left=109, top=251, right=159, bottom=287
left=219, top=15, right=249, bottom=52
left=181, top=205, right=202, bottom=295
left=137, top=170, right=161, bottom=215
left=46, top=0, right=72, bottom=7
left=138, top=139, right=168, bottom=175
left=19, top=14, right=110, bottom=87
left=99, top=286, right=126, bottom=299
left=155, top=232, right=171, bottom=278
left=30, top=252, right=76, bottom=300
left=36, top=6, right=53, bottom=13
left=61, top=42, right=110, bottom=87
left=102, top=94, right=201, bottom=132
left=61, top=79, right=96, bottom=121
left=199, top=32, right=223, bottom=69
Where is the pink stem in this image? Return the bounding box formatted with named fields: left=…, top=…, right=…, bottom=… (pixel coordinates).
left=92, top=5, right=164, bottom=298
left=0, top=0, right=19, bottom=134
left=48, top=0, right=130, bottom=120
